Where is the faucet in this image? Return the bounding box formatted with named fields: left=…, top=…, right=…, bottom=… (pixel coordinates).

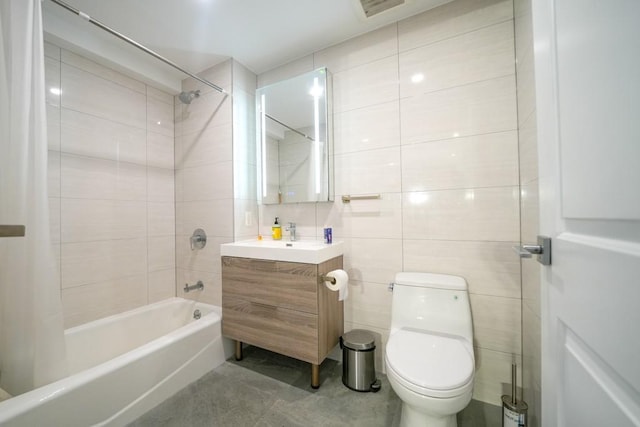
left=286, top=222, right=297, bottom=241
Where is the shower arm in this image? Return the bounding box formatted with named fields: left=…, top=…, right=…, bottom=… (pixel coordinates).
left=47, top=0, right=228, bottom=96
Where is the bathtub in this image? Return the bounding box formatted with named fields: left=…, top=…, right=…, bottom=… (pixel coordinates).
left=0, top=297, right=233, bottom=426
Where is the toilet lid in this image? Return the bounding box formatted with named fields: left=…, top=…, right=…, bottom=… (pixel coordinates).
left=386, top=329, right=474, bottom=391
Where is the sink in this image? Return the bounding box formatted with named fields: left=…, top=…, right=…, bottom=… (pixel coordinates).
left=220, top=239, right=343, bottom=264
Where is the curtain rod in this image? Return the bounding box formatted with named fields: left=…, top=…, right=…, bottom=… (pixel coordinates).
left=47, top=0, right=228, bottom=95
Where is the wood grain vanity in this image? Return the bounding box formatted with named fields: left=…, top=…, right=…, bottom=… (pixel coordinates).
left=221, top=255, right=344, bottom=388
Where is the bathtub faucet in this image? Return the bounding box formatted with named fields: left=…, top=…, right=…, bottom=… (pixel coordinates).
left=184, top=280, right=204, bottom=293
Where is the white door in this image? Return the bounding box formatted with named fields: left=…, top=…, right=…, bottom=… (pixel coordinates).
left=532, top=0, right=640, bottom=426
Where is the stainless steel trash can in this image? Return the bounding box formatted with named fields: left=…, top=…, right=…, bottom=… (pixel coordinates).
left=341, top=329, right=381, bottom=392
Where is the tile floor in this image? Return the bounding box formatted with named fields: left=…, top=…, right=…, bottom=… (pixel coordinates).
left=128, top=346, right=501, bottom=426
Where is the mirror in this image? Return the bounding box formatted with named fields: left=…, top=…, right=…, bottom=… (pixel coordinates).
left=257, top=68, right=332, bottom=204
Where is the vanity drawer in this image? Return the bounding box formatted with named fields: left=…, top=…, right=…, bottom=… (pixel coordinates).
left=222, top=256, right=318, bottom=314
left=222, top=296, right=319, bottom=363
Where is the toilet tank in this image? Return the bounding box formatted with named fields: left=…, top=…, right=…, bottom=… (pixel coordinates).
left=391, top=272, right=473, bottom=343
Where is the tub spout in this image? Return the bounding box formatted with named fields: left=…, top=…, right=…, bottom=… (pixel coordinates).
left=184, top=280, right=204, bottom=293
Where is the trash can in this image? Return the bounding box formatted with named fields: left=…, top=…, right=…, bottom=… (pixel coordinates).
left=340, top=329, right=381, bottom=392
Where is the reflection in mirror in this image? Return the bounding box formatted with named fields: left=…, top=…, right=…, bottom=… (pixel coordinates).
left=257, top=68, right=332, bottom=204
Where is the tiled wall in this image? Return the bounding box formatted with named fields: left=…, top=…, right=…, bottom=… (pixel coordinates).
left=174, top=60, right=233, bottom=306
left=44, top=42, right=176, bottom=328
left=258, top=0, right=521, bottom=405
left=174, top=59, right=257, bottom=306
left=514, top=0, right=541, bottom=423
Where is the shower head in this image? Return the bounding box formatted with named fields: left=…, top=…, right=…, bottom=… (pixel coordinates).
left=178, top=90, right=200, bottom=104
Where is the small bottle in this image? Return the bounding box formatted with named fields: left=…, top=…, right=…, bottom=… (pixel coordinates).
left=272, top=217, right=282, bottom=240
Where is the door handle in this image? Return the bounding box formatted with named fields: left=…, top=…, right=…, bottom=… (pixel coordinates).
left=513, top=236, right=552, bottom=265
left=0, top=225, right=25, bottom=238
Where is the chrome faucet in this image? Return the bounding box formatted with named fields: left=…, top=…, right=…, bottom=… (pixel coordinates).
left=286, top=222, right=297, bottom=241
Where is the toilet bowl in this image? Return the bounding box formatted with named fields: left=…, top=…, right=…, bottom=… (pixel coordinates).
left=385, top=273, right=475, bottom=427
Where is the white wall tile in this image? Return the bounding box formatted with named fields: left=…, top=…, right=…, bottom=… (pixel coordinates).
left=61, top=154, right=147, bottom=201
left=61, top=64, right=146, bottom=129
left=147, top=167, right=175, bottom=202
left=400, top=75, right=517, bottom=144
left=344, top=280, right=393, bottom=330
left=148, top=235, right=176, bottom=272
left=48, top=150, right=61, bottom=198
left=232, top=60, right=257, bottom=93
left=62, top=274, right=148, bottom=328
left=519, top=112, right=538, bottom=185
left=60, top=108, right=147, bottom=164
left=333, top=101, right=400, bottom=155
left=398, top=0, right=513, bottom=52
left=521, top=179, right=539, bottom=243
left=148, top=269, right=176, bottom=303
left=318, top=193, right=403, bottom=240
left=146, top=85, right=174, bottom=105
left=470, top=294, right=521, bottom=354
left=176, top=162, right=233, bottom=202
left=399, top=21, right=514, bottom=98
left=403, top=239, right=521, bottom=298
left=342, top=238, right=403, bottom=285
left=332, top=56, right=399, bottom=113
left=176, top=91, right=232, bottom=135
left=314, top=24, right=398, bottom=74
left=334, top=147, right=401, bottom=196
left=61, top=199, right=146, bottom=243
left=49, top=197, right=61, bottom=244
left=175, top=123, right=233, bottom=169
left=473, top=347, right=523, bottom=406
left=516, top=44, right=536, bottom=127
left=234, top=199, right=259, bottom=240
left=175, top=200, right=233, bottom=238
left=147, top=97, right=175, bottom=137
left=47, top=104, right=61, bottom=151
left=148, top=201, right=176, bottom=237
left=176, top=235, right=229, bottom=274
left=147, top=131, right=175, bottom=169
left=45, top=56, right=61, bottom=108
left=402, top=186, right=520, bottom=241
left=401, top=131, right=519, bottom=191
left=44, top=41, right=60, bottom=60
left=61, top=49, right=146, bottom=94
left=61, top=238, right=147, bottom=288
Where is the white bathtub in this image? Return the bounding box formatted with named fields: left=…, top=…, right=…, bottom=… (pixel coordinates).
left=0, top=297, right=233, bottom=426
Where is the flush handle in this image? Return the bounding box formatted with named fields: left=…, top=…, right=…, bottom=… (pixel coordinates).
left=513, top=235, right=551, bottom=265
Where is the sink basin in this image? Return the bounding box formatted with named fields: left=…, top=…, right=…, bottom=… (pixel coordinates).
left=220, top=239, right=343, bottom=264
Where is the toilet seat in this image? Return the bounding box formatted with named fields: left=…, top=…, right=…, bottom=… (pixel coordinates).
left=386, top=328, right=474, bottom=399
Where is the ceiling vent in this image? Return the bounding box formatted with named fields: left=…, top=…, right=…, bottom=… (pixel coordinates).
left=358, top=0, right=405, bottom=17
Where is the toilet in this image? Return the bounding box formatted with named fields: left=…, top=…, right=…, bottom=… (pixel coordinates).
left=385, top=272, right=475, bottom=427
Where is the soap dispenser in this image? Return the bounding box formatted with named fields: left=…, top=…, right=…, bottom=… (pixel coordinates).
left=272, top=217, right=282, bottom=240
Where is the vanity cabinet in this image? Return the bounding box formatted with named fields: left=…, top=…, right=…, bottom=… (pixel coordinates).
left=221, top=255, right=344, bottom=387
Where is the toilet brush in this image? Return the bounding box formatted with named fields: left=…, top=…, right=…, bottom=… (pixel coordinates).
left=502, top=363, right=528, bottom=427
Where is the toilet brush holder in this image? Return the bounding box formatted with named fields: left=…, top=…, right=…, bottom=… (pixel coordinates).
left=502, top=363, right=528, bottom=427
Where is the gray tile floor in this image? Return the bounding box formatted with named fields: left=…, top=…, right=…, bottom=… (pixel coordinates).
left=128, top=346, right=501, bottom=427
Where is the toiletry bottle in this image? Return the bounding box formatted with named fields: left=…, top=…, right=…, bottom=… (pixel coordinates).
left=272, top=217, right=282, bottom=240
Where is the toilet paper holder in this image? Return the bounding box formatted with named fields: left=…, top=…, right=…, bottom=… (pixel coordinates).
left=321, top=274, right=337, bottom=284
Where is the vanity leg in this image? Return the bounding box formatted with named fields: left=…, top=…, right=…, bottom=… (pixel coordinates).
left=311, top=363, right=320, bottom=389
left=235, top=340, right=243, bottom=361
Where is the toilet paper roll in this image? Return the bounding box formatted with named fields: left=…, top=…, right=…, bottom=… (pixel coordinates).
left=324, top=269, right=349, bottom=301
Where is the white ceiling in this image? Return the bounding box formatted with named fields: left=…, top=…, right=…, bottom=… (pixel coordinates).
left=42, top=0, right=451, bottom=92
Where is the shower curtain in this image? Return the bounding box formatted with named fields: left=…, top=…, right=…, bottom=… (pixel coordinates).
left=0, top=0, right=67, bottom=395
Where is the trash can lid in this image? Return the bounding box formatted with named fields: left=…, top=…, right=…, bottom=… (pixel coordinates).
left=342, top=329, right=376, bottom=351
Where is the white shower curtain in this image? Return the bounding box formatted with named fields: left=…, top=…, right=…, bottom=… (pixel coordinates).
left=0, top=0, right=67, bottom=395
